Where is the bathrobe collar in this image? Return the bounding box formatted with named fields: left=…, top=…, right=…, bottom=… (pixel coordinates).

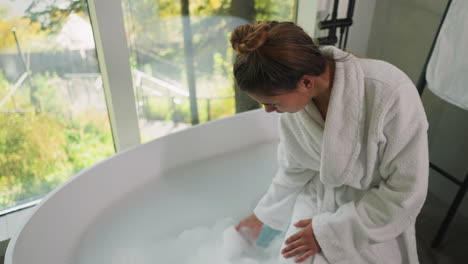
left=319, top=46, right=365, bottom=187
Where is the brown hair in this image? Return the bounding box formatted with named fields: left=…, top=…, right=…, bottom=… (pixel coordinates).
left=230, top=21, right=327, bottom=95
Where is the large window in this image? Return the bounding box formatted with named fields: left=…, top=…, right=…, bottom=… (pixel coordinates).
left=122, top=0, right=297, bottom=142
left=0, top=1, right=114, bottom=212
left=0, top=0, right=298, bottom=213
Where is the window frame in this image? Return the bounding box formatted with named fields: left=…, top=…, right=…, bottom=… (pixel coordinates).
left=87, top=0, right=141, bottom=152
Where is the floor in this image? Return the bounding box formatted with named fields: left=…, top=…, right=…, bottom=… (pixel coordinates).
left=0, top=192, right=466, bottom=264
left=416, top=192, right=468, bottom=264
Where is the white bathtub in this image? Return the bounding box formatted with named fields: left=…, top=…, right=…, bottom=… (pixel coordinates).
left=5, top=109, right=280, bottom=264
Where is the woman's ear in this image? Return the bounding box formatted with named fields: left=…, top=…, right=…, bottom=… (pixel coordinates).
left=298, top=75, right=316, bottom=91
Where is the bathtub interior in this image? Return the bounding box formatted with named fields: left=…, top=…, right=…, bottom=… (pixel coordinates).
left=75, top=141, right=279, bottom=263
left=6, top=110, right=281, bottom=264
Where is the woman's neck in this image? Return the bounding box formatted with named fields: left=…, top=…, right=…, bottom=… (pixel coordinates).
left=313, top=59, right=335, bottom=120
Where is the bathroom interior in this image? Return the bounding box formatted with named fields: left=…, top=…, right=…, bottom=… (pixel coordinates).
left=0, top=0, right=467, bottom=263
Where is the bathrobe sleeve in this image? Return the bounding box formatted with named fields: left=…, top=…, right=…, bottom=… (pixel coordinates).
left=312, top=84, right=429, bottom=263
left=254, top=142, right=318, bottom=231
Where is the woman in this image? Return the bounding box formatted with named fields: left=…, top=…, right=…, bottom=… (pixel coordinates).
left=231, top=21, right=428, bottom=264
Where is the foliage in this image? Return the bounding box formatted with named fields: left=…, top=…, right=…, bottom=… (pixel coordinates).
left=255, top=0, right=296, bottom=22
left=0, top=71, right=30, bottom=111
left=0, top=6, right=48, bottom=51
left=156, top=0, right=182, bottom=18
left=207, top=96, right=235, bottom=120
left=0, top=109, right=114, bottom=209
left=64, top=109, right=114, bottom=173
left=0, top=71, right=9, bottom=100
left=0, top=73, right=114, bottom=210
left=142, top=94, right=234, bottom=124
left=0, top=112, right=70, bottom=208
left=143, top=96, right=173, bottom=121
left=31, top=72, right=68, bottom=118
left=24, top=0, right=88, bottom=33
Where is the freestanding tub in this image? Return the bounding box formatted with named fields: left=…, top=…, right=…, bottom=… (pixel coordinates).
left=5, top=109, right=280, bottom=264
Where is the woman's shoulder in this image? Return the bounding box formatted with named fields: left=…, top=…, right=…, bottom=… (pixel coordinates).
left=357, top=57, right=413, bottom=89
left=349, top=57, right=418, bottom=109
left=350, top=57, right=425, bottom=127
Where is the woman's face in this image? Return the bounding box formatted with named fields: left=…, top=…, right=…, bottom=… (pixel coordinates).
left=247, top=90, right=311, bottom=113
left=247, top=75, right=323, bottom=113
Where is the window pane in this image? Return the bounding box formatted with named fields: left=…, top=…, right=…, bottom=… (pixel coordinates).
left=122, top=0, right=297, bottom=143
left=0, top=1, right=114, bottom=212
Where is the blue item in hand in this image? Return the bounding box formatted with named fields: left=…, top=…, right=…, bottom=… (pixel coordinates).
left=256, top=225, right=281, bottom=248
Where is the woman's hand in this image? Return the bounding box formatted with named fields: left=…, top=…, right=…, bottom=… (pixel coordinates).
left=235, top=214, right=264, bottom=243
left=281, top=218, right=321, bottom=263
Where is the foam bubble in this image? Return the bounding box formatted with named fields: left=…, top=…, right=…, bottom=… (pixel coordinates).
left=147, top=218, right=283, bottom=264
left=222, top=225, right=250, bottom=259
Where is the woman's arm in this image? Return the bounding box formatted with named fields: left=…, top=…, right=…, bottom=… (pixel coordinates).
left=254, top=142, right=318, bottom=231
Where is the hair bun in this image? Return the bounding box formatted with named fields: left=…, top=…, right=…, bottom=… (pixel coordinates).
left=230, top=23, right=269, bottom=55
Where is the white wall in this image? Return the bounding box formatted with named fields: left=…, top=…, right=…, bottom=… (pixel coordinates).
left=346, top=0, right=376, bottom=56
left=312, top=0, right=376, bottom=57
left=365, top=0, right=468, bottom=218
left=296, top=0, right=319, bottom=36
left=366, top=0, right=449, bottom=83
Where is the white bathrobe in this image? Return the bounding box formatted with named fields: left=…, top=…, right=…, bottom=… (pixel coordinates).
left=254, top=46, right=429, bottom=264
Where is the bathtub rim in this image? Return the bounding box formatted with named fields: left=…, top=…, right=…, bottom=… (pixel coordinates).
left=5, top=109, right=280, bottom=264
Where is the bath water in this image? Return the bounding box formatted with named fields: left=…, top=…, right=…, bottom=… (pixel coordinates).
left=98, top=217, right=284, bottom=264
left=75, top=142, right=282, bottom=264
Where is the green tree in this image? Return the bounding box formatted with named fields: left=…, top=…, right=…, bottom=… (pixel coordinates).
left=0, top=113, right=71, bottom=208
left=0, top=7, right=48, bottom=52
left=24, top=0, right=88, bottom=33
